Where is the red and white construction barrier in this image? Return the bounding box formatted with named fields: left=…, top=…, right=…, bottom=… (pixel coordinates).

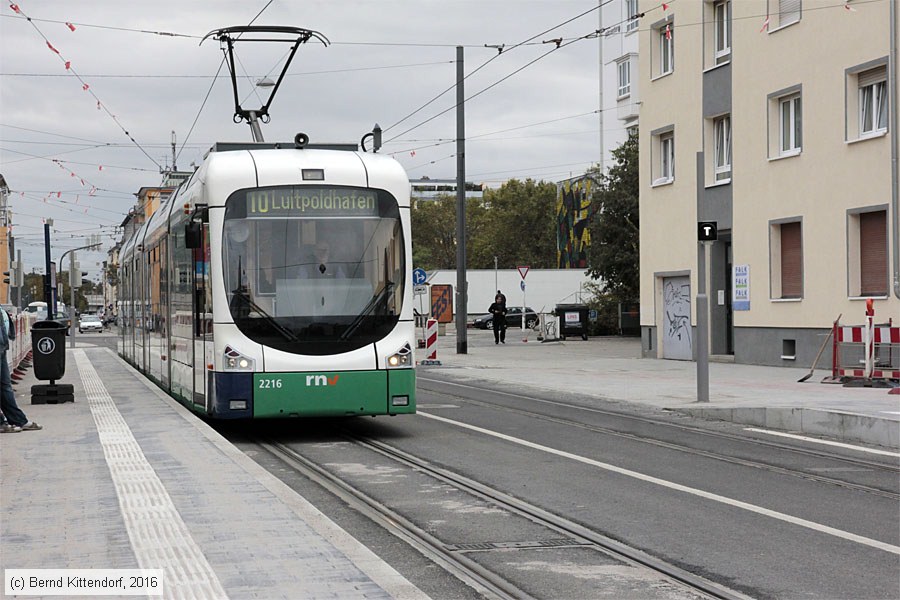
left=419, top=318, right=441, bottom=365
left=831, top=302, right=898, bottom=391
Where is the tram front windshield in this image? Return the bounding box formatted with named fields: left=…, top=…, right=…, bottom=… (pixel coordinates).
left=223, top=186, right=405, bottom=355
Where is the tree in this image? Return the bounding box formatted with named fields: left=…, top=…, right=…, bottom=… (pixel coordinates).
left=471, top=178, right=557, bottom=269
left=587, top=132, right=639, bottom=301
left=410, top=195, right=488, bottom=270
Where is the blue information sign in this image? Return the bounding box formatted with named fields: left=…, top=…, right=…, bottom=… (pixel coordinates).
left=412, top=268, right=427, bottom=285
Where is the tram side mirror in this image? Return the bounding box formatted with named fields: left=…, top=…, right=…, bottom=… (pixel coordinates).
left=185, top=221, right=202, bottom=249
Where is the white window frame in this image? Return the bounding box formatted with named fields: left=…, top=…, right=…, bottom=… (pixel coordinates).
left=617, top=59, right=631, bottom=98
left=775, top=0, right=801, bottom=29
left=659, top=25, right=674, bottom=75
left=659, top=132, right=675, bottom=183
left=859, top=79, right=888, bottom=136
left=625, top=0, right=639, bottom=32
left=779, top=94, right=802, bottom=155
left=714, top=115, right=731, bottom=181
left=714, top=0, right=731, bottom=63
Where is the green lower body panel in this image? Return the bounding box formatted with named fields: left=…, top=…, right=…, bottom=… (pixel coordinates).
left=253, top=369, right=416, bottom=417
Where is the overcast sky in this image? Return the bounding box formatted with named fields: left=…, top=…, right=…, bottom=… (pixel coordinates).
left=0, top=0, right=607, bottom=278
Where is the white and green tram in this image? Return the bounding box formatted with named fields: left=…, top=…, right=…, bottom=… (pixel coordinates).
left=118, top=140, right=416, bottom=418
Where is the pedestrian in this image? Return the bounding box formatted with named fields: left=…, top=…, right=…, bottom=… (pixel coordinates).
left=0, top=309, right=41, bottom=432
left=496, top=290, right=507, bottom=304
left=489, top=293, right=507, bottom=344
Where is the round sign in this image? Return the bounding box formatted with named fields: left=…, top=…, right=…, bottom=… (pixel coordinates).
left=412, top=268, right=427, bottom=286
left=37, top=337, right=56, bottom=355
left=520, top=280, right=526, bottom=291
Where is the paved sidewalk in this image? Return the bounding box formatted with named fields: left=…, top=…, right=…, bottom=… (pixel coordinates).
left=420, top=330, right=900, bottom=449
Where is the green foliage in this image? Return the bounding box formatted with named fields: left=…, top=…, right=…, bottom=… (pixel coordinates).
left=586, top=132, right=639, bottom=302
left=410, top=179, right=557, bottom=271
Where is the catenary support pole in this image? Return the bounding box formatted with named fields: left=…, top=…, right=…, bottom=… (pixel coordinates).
left=455, top=45, right=468, bottom=354
left=697, top=241, right=710, bottom=402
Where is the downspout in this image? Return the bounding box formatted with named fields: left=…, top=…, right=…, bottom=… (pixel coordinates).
left=891, top=0, right=899, bottom=298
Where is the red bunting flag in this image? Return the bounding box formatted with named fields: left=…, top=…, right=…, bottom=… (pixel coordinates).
left=64, top=61, right=71, bottom=70
left=98, top=165, right=103, bottom=171
left=47, top=41, right=60, bottom=54
left=96, top=101, right=101, bottom=110
left=760, top=16, right=770, bottom=32
left=665, top=23, right=671, bottom=40
left=844, top=2, right=856, bottom=10
left=89, top=187, right=96, bottom=196
left=82, top=83, right=89, bottom=91
left=410, top=151, right=416, bottom=157
left=70, top=172, right=75, bottom=177
left=57, top=192, right=61, bottom=198
left=9, top=4, right=20, bottom=14
left=80, top=178, right=85, bottom=186
left=66, top=22, right=76, bottom=31
left=662, top=3, right=669, bottom=10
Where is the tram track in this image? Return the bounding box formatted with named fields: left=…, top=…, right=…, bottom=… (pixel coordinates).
left=260, top=435, right=751, bottom=600
left=417, top=377, right=900, bottom=499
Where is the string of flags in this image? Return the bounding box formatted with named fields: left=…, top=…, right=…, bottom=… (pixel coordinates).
left=9, top=1, right=162, bottom=168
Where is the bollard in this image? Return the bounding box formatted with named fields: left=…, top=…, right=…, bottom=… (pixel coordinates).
left=420, top=318, right=442, bottom=365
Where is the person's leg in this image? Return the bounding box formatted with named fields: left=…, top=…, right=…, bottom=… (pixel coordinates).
left=493, top=321, right=499, bottom=344
left=0, top=358, right=27, bottom=427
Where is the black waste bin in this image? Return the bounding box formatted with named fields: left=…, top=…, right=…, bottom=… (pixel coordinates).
left=555, top=303, right=590, bottom=341
left=32, top=320, right=67, bottom=380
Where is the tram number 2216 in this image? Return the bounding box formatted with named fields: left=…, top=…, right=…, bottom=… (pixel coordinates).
left=258, top=378, right=284, bottom=389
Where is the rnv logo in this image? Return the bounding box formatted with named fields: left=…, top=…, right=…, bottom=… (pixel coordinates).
left=305, top=375, right=340, bottom=386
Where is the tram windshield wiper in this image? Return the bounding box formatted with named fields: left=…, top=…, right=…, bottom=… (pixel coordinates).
left=340, top=281, right=393, bottom=341
left=230, top=286, right=299, bottom=343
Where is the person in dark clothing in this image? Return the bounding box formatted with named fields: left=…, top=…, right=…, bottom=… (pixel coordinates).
left=488, top=294, right=507, bottom=344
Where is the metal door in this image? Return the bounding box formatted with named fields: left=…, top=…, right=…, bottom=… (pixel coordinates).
left=662, top=275, right=692, bottom=360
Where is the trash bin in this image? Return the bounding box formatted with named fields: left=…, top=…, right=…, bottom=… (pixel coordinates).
left=32, top=320, right=67, bottom=380
left=555, top=303, right=590, bottom=341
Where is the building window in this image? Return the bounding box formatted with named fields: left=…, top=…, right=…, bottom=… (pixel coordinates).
left=859, top=69, right=888, bottom=136
left=617, top=59, right=631, bottom=98
left=659, top=24, right=674, bottom=75
left=779, top=94, right=802, bottom=155
left=625, top=0, right=639, bottom=32
left=774, top=0, right=801, bottom=29
left=714, top=1, right=731, bottom=63
left=771, top=220, right=803, bottom=299
left=848, top=209, right=888, bottom=297
left=714, top=115, right=731, bottom=181
left=652, top=128, right=675, bottom=185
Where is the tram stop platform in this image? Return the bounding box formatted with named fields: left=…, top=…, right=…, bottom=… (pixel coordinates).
left=419, top=328, right=900, bottom=451
left=1, top=346, right=426, bottom=599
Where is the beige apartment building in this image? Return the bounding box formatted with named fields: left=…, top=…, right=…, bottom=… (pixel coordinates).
left=638, top=0, right=898, bottom=366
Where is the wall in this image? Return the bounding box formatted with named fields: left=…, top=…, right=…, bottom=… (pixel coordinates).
left=418, top=269, right=595, bottom=318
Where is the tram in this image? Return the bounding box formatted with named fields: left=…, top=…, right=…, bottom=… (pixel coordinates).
left=118, top=139, right=416, bottom=418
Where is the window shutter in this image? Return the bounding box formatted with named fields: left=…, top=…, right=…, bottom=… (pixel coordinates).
left=780, top=222, right=802, bottom=298
left=779, top=0, right=801, bottom=24
left=860, top=211, right=887, bottom=296
left=858, top=66, right=886, bottom=88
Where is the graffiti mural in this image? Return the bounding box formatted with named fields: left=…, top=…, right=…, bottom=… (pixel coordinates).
left=556, top=176, right=596, bottom=268
left=662, top=276, right=692, bottom=360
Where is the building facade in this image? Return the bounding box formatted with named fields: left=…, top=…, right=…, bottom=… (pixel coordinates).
left=639, top=0, right=898, bottom=366
left=599, top=0, right=641, bottom=171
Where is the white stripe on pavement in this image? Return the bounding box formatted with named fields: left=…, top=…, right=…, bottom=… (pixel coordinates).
left=744, top=428, right=900, bottom=457
left=420, top=411, right=900, bottom=555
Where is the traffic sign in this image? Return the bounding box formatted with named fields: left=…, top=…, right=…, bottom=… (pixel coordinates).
left=517, top=265, right=530, bottom=279
left=698, top=221, right=718, bottom=242
left=414, top=285, right=427, bottom=296
left=412, top=267, right=427, bottom=285
left=520, top=280, right=526, bottom=291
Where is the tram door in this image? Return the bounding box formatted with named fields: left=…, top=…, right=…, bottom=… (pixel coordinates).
left=190, top=223, right=211, bottom=409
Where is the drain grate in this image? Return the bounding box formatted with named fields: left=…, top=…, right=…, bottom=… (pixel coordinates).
left=446, top=538, right=589, bottom=552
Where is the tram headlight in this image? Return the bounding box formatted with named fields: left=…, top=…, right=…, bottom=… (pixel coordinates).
left=224, top=345, right=256, bottom=371
left=386, top=343, right=413, bottom=369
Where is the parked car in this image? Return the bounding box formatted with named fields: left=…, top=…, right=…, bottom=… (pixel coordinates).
left=49, top=310, right=72, bottom=335
left=472, top=306, right=538, bottom=329
left=78, top=314, right=104, bottom=334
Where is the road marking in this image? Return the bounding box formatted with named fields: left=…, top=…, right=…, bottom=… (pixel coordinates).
left=420, top=411, right=900, bottom=555
left=744, top=428, right=900, bottom=458
left=75, top=350, right=229, bottom=599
